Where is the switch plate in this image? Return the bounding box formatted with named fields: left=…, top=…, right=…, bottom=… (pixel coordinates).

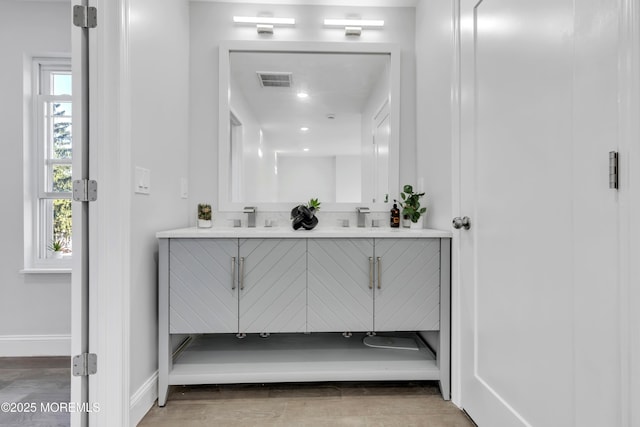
left=135, top=167, right=151, bottom=195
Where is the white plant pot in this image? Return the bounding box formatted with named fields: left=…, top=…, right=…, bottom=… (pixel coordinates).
left=402, top=218, right=411, bottom=228
left=52, top=251, right=63, bottom=259
left=410, top=216, right=424, bottom=229
left=197, top=219, right=212, bottom=228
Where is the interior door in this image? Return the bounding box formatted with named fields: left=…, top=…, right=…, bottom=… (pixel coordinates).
left=70, top=2, right=90, bottom=426
left=457, top=0, right=621, bottom=426
left=373, top=101, right=390, bottom=203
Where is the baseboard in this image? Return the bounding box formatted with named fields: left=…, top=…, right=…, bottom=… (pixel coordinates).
left=130, top=370, right=158, bottom=426
left=0, top=334, right=71, bottom=356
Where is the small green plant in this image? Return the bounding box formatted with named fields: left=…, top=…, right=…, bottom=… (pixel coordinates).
left=47, top=238, right=66, bottom=252
left=399, top=184, right=426, bottom=223
left=198, top=203, right=212, bottom=221
left=307, top=198, right=321, bottom=212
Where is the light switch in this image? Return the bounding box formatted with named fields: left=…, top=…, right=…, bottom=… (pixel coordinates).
left=180, top=177, right=188, bottom=199
left=135, top=167, right=151, bottom=195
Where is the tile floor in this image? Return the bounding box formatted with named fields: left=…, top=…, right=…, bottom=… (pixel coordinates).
left=0, top=357, right=70, bottom=427
left=0, top=357, right=476, bottom=427
left=140, top=381, right=476, bottom=427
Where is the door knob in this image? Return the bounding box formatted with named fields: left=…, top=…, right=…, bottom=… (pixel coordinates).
left=452, top=216, right=471, bottom=230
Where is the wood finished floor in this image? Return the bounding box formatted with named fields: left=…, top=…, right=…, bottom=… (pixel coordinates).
left=0, top=357, right=70, bottom=427
left=141, top=382, right=476, bottom=427
left=0, top=357, right=475, bottom=427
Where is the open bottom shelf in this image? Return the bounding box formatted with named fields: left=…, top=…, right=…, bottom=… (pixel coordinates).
left=169, top=332, right=440, bottom=385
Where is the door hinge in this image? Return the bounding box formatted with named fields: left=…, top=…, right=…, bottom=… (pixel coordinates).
left=609, top=151, right=618, bottom=190
left=72, top=353, right=97, bottom=377
left=73, top=5, right=97, bottom=29
left=73, top=179, right=98, bottom=202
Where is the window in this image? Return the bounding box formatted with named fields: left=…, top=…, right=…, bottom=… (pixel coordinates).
left=27, top=58, right=73, bottom=268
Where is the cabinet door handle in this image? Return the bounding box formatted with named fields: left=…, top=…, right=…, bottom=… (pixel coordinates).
left=369, top=257, right=374, bottom=289
left=377, top=257, right=382, bottom=289
left=231, top=257, right=236, bottom=290
left=239, top=257, right=245, bottom=290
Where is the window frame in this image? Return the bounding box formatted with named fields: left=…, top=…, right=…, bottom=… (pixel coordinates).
left=25, top=57, right=73, bottom=270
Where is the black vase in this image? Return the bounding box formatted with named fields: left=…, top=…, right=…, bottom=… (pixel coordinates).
left=291, top=205, right=318, bottom=230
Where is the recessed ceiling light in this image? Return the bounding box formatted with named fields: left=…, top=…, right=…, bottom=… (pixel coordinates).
left=300, top=127, right=309, bottom=132
left=297, top=92, right=309, bottom=99
left=303, top=148, right=310, bottom=152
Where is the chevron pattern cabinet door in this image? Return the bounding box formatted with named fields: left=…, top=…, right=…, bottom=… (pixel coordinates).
left=239, top=239, right=307, bottom=333
left=169, top=239, right=238, bottom=333
left=307, top=239, right=374, bottom=332
left=374, top=238, right=441, bottom=332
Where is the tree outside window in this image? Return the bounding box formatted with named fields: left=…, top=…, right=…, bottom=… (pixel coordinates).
left=35, top=60, right=73, bottom=262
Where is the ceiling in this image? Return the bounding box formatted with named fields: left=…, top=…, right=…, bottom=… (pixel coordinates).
left=193, top=0, right=418, bottom=6
left=230, top=51, right=389, bottom=156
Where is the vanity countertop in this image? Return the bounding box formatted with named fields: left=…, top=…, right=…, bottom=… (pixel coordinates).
left=156, top=227, right=452, bottom=239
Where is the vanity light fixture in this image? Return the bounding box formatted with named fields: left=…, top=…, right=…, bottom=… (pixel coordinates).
left=323, top=18, right=384, bottom=36
left=233, top=16, right=296, bottom=34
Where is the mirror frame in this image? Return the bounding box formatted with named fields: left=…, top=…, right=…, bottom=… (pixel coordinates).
left=218, top=40, right=400, bottom=212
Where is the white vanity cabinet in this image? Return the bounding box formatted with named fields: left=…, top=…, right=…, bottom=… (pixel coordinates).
left=169, top=239, right=237, bottom=333
left=307, top=239, right=375, bottom=332
left=238, top=239, right=307, bottom=334
left=307, top=238, right=441, bottom=333
left=374, top=238, right=441, bottom=331
left=157, top=228, right=451, bottom=407
left=168, top=238, right=306, bottom=334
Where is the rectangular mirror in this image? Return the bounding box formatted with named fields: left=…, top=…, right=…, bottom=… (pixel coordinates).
left=219, top=41, right=400, bottom=212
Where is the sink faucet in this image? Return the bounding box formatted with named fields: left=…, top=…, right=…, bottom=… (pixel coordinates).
left=243, top=206, right=256, bottom=228
left=356, top=207, right=370, bottom=228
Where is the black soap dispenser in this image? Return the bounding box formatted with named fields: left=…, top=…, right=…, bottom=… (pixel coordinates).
left=390, top=200, right=400, bottom=228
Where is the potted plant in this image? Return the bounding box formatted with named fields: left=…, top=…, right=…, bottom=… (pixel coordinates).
left=48, top=238, right=67, bottom=259
left=399, top=184, right=427, bottom=229
left=291, top=198, right=321, bottom=230
left=197, top=203, right=213, bottom=228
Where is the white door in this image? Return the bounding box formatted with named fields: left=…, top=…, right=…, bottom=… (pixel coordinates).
left=373, top=101, right=390, bottom=203
left=457, top=0, right=621, bottom=426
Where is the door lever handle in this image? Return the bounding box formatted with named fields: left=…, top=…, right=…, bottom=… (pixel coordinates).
left=452, top=216, right=471, bottom=230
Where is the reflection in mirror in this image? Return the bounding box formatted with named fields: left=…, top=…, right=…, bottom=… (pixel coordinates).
left=219, top=42, right=399, bottom=212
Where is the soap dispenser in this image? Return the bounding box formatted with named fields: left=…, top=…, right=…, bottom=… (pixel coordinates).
left=390, top=200, right=400, bottom=228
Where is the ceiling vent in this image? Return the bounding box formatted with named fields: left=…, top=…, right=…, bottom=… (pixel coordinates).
left=256, top=71, right=293, bottom=88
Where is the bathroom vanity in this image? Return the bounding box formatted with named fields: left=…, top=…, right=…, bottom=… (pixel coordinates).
left=157, top=227, right=452, bottom=406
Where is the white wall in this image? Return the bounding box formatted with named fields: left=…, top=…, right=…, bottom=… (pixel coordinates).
left=278, top=155, right=336, bottom=202
left=336, top=155, right=361, bottom=202
left=0, top=0, right=71, bottom=356
left=189, top=1, right=416, bottom=216
left=415, top=0, right=453, bottom=230
left=127, top=0, right=191, bottom=421
left=229, top=74, right=265, bottom=202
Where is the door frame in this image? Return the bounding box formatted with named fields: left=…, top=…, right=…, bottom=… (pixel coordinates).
left=73, top=0, right=132, bottom=425
left=618, top=0, right=640, bottom=424
left=450, top=0, right=462, bottom=408
left=70, top=1, right=90, bottom=424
